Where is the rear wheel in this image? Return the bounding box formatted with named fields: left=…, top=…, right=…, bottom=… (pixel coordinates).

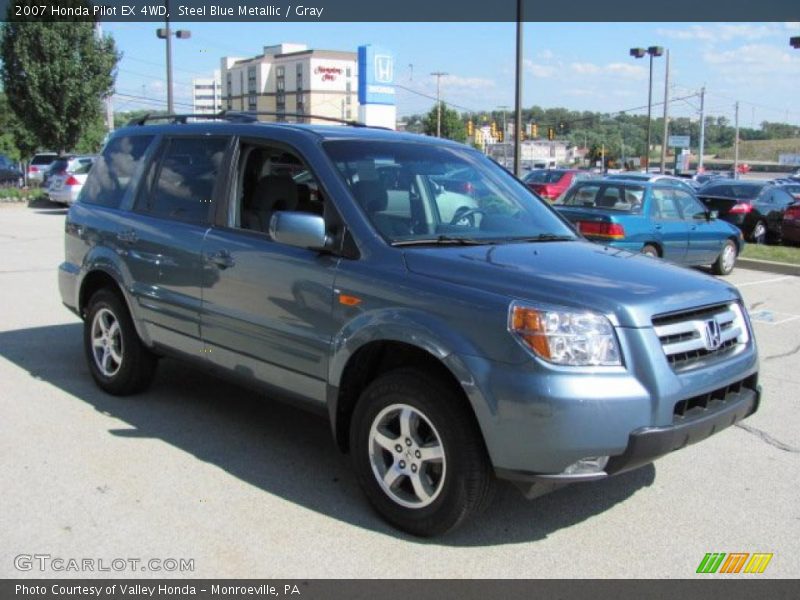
left=712, top=240, right=737, bottom=276
left=750, top=220, right=766, bottom=244
left=350, top=368, right=495, bottom=537
left=84, top=289, right=157, bottom=395
left=641, top=244, right=659, bottom=258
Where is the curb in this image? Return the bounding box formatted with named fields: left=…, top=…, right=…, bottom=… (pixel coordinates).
left=737, top=258, right=800, bottom=277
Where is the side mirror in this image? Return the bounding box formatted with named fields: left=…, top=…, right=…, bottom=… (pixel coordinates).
left=269, top=211, right=331, bottom=251
left=708, top=210, right=719, bottom=220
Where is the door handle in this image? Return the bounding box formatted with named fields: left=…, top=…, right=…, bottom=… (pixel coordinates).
left=206, top=250, right=234, bottom=269
left=116, top=229, right=138, bottom=244
left=655, top=224, right=663, bottom=230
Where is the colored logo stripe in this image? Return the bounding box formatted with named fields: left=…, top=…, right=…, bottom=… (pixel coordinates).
left=697, top=552, right=773, bottom=574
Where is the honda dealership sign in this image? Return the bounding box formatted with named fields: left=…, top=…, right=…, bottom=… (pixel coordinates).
left=358, top=45, right=396, bottom=105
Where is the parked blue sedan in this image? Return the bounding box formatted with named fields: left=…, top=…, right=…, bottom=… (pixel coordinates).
left=554, top=179, right=744, bottom=275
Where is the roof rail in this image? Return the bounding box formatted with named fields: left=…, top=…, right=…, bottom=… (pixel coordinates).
left=220, top=111, right=369, bottom=127
left=125, top=111, right=387, bottom=130
left=125, top=112, right=234, bottom=126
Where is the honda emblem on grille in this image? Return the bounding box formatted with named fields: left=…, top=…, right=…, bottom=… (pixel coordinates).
left=704, top=318, right=722, bottom=351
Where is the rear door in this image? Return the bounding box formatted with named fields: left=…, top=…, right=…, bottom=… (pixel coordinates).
left=125, top=135, right=231, bottom=353
left=674, top=189, right=722, bottom=264
left=649, top=187, right=689, bottom=263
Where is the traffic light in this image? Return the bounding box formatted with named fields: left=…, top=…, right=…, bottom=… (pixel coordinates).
left=467, top=120, right=474, bottom=136
left=532, top=123, right=538, bottom=138
left=547, top=127, right=555, bottom=141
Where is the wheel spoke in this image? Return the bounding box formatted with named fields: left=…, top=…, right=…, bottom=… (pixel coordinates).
left=107, top=320, right=120, bottom=340
left=101, top=348, right=112, bottom=373
left=108, top=344, right=122, bottom=364
left=382, top=465, right=403, bottom=490
left=399, top=407, right=415, bottom=442
left=409, top=472, right=432, bottom=504
left=418, top=444, right=444, bottom=463
left=99, top=313, right=111, bottom=336
left=373, top=430, right=398, bottom=453
left=92, top=336, right=104, bottom=348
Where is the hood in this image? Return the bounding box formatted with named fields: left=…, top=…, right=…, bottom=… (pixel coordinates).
left=403, top=241, right=740, bottom=328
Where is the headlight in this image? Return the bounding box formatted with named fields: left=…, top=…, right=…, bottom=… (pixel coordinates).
left=508, top=302, right=622, bottom=366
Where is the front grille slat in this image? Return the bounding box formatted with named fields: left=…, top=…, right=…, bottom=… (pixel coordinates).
left=652, top=303, right=750, bottom=371
left=672, top=375, right=757, bottom=422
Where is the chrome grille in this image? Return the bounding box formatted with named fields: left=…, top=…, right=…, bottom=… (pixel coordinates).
left=652, top=303, right=749, bottom=370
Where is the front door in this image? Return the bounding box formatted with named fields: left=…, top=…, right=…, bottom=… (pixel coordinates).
left=649, top=187, right=689, bottom=263
left=200, top=140, right=341, bottom=406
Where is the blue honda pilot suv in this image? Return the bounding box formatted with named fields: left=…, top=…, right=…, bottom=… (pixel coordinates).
left=59, top=115, right=760, bottom=536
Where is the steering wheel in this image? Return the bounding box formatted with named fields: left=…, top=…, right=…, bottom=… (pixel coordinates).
left=450, top=206, right=487, bottom=226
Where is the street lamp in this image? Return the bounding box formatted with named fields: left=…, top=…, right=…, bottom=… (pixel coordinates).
left=156, top=9, right=191, bottom=114
left=630, top=45, right=663, bottom=172
left=791, top=36, right=800, bottom=49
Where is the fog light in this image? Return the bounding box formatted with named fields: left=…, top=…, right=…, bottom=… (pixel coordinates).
left=563, top=455, right=609, bottom=475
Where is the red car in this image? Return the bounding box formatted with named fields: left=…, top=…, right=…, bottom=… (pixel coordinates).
left=522, top=169, right=588, bottom=201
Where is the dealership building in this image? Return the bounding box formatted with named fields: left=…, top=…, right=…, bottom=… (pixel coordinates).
left=220, top=43, right=359, bottom=123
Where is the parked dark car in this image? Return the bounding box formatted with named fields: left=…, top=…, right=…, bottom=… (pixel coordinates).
left=0, top=155, right=23, bottom=187
left=555, top=180, right=743, bottom=275
left=776, top=182, right=800, bottom=201
left=59, top=115, right=760, bottom=536
left=697, top=181, right=796, bottom=243
left=521, top=169, right=588, bottom=201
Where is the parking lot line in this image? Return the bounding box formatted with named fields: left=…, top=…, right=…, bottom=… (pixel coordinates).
left=736, top=276, right=793, bottom=287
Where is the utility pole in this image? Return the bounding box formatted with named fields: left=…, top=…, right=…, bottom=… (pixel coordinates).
left=733, top=101, right=740, bottom=179
left=513, top=0, right=523, bottom=176
left=698, top=86, right=706, bottom=171
left=660, top=49, right=670, bottom=173
left=645, top=53, right=654, bottom=172
left=430, top=72, right=448, bottom=137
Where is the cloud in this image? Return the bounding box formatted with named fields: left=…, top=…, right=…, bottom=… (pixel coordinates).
left=703, top=43, right=798, bottom=73
left=523, top=59, right=556, bottom=77
left=443, top=75, right=495, bottom=89
left=569, top=62, right=646, bottom=79
left=656, top=23, right=780, bottom=42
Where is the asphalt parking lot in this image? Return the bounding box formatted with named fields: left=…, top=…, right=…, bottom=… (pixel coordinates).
left=1, top=202, right=798, bottom=579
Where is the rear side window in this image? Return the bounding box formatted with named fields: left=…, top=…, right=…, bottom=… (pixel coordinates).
left=82, top=136, right=154, bottom=208
left=137, top=137, right=227, bottom=224
left=561, top=183, right=643, bottom=211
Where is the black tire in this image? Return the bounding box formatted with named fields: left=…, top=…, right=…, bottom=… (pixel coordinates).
left=350, top=368, right=495, bottom=537
left=83, top=289, right=157, bottom=395
left=711, top=239, right=737, bottom=276
left=641, top=244, right=659, bottom=258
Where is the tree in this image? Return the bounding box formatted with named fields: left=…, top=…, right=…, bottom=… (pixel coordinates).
left=1, top=4, right=120, bottom=154
left=0, top=91, right=37, bottom=160
left=423, top=103, right=466, bottom=142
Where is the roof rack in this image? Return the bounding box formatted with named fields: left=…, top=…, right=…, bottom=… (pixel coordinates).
left=220, top=111, right=370, bottom=127
left=125, top=112, right=235, bottom=126
left=126, top=111, right=376, bottom=128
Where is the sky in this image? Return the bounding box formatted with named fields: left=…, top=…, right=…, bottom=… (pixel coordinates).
left=104, top=21, right=800, bottom=126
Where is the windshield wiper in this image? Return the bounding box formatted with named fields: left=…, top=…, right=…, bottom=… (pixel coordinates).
left=391, top=235, right=496, bottom=247
left=505, top=233, right=576, bottom=243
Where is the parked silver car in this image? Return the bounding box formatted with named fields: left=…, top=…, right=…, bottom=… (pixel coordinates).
left=26, top=152, right=58, bottom=186
left=47, top=156, right=96, bottom=205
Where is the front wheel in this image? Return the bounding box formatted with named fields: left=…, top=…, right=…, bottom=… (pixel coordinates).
left=84, top=289, right=157, bottom=395
left=712, top=240, right=738, bottom=276
left=641, top=244, right=659, bottom=258
left=350, top=368, right=495, bottom=537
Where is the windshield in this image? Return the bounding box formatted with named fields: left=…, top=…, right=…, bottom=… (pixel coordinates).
left=523, top=170, right=565, bottom=184
left=559, top=182, right=645, bottom=212
left=323, top=140, right=577, bottom=245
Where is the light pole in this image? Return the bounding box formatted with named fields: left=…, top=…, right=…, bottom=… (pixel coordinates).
left=156, top=4, right=191, bottom=114
left=630, top=46, right=663, bottom=172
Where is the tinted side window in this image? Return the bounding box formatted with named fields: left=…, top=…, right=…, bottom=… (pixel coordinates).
left=82, top=136, right=154, bottom=208
left=651, top=189, right=680, bottom=219
left=138, top=137, right=227, bottom=224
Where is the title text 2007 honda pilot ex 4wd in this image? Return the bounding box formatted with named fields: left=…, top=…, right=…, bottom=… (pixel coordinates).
left=59, top=115, right=760, bottom=536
